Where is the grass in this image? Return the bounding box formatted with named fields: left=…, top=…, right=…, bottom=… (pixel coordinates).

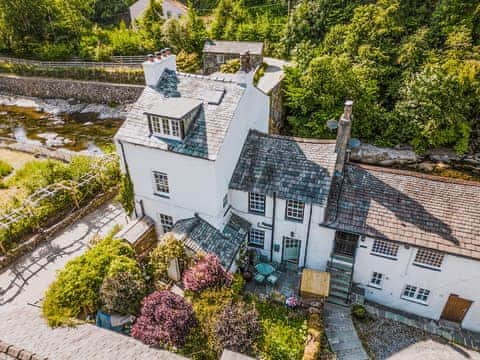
left=0, top=159, right=13, bottom=178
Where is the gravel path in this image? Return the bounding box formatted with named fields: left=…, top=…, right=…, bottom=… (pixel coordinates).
left=354, top=315, right=480, bottom=359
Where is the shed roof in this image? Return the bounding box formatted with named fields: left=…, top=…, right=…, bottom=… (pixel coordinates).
left=115, top=70, right=245, bottom=160
left=203, top=40, right=264, bottom=55
left=229, top=130, right=337, bottom=205
left=172, top=214, right=250, bottom=269
left=324, top=164, right=480, bottom=260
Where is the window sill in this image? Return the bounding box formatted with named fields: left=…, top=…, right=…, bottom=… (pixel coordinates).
left=248, top=243, right=265, bottom=249
left=370, top=252, right=398, bottom=261
left=285, top=217, right=304, bottom=223
left=249, top=210, right=266, bottom=216
left=367, top=284, right=382, bottom=290
left=154, top=193, right=170, bottom=199
left=412, top=262, right=441, bottom=272
left=401, top=296, right=429, bottom=306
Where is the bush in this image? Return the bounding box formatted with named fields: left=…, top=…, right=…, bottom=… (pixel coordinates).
left=42, top=232, right=140, bottom=326
left=182, top=254, right=232, bottom=292
left=220, top=59, right=241, bottom=73
left=176, top=50, right=201, bottom=73
left=149, top=235, right=189, bottom=283
left=132, top=290, right=196, bottom=347
left=214, top=301, right=260, bottom=354
left=0, top=160, right=13, bottom=178
left=116, top=173, right=134, bottom=216
left=351, top=304, right=368, bottom=321
left=100, top=271, right=147, bottom=315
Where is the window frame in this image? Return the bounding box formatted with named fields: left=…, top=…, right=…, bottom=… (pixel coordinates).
left=401, top=284, right=431, bottom=305
left=216, top=54, right=225, bottom=64
left=369, top=271, right=383, bottom=289
left=371, top=239, right=399, bottom=259
left=159, top=213, right=174, bottom=233
left=413, top=248, right=444, bottom=270
left=152, top=171, right=170, bottom=196
left=248, top=192, right=266, bottom=215
left=248, top=228, right=265, bottom=248
left=285, top=199, right=305, bottom=222
left=149, top=114, right=183, bottom=140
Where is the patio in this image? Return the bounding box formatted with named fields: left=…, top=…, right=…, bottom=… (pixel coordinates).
left=244, top=266, right=302, bottom=301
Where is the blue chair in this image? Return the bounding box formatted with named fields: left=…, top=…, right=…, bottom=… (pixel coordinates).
left=254, top=273, right=265, bottom=284
left=266, top=273, right=279, bottom=286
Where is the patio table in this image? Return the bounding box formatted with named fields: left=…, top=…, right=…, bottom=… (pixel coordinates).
left=255, top=263, right=275, bottom=277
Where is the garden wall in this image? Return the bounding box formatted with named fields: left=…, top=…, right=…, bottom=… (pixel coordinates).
left=0, top=74, right=144, bottom=104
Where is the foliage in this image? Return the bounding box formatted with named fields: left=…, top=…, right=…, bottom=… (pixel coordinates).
left=0, top=159, right=13, bottom=178
left=42, top=232, right=140, bottom=326
left=116, top=173, right=135, bottom=216
left=149, top=234, right=189, bottom=283
left=176, top=50, right=201, bottom=73
left=253, top=62, right=267, bottom=85
left=182, top=254, right=232, bottom=292
left=254, top=298, right=308, bottom=360
left=100, top=271, right=147, bottom=315
left=132, top=290, right=196, bottom=347
left=214, top=301, right=260, bottom=354
left=220, top=59, right=240, bottom=73
left=351, top=304, right=369, bottom=321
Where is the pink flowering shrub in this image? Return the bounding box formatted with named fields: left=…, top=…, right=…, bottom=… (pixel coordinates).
left=131, top=290, right=196, bottom=347
left=182, top=254, right=232, bottom=292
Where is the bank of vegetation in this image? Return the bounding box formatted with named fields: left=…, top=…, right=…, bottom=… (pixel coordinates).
left=0, top=0, right=479, bottom=154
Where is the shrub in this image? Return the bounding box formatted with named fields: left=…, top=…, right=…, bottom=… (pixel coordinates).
left=100, top=271, right=147, bottom=315
left=42, top=233, right=140, bottom=326
left=351, top=304, right=368, bottom=321
left=0, top=160, right=13, bottom=178
left=214, top=301, right=260, bottom=354
left=116, top=173, right=134, bottom=216
left=176, top=50, right=201, bottom=73
left=132, top=290, right=196, bottom=347
left=220, top=59, right=241, bottom=73
left=182, top=254, right=232, bottom=292
left=150, top=235, right=189, bottom=283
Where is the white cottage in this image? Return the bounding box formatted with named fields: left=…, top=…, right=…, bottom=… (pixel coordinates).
left=115, top=50, right=480, bottom=333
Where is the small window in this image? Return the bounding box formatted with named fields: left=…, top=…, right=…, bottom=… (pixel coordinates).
left=248, top=192, right=265, bottom=214
left=414, top=248, right=444, bottom=269
left=370, top=272, right=383, bottom=288
left=162, top=118, right=171, bottom=135
left=159, top=214, right=173, bottom=233
left=151, top=115, right=162, bottom=134
left=249, top=228, right=265, bottom=248
left=285, top=199, right=304, bottom=222
left=223, top=194, right=228, bottom=208
left=153, top=171, right=169, bottom=194
left=371, top=239, right=399, bottom=258
left=171, top=120, right=180, bottom=137
left=216, top=54, right=225, bottom=64
left=402, top=284, right=430, bottom=304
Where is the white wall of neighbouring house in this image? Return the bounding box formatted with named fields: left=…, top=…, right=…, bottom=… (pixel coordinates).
left=229, top=189, right=334, bottom=270
left=119, top=141, right=219, bottom=235
left=353, top=236, right=480, bottom=332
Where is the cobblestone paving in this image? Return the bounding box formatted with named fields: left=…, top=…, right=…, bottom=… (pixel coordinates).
left=323, top=303, right=369, bottom=360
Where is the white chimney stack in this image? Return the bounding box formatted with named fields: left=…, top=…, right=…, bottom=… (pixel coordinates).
left=334, top=100, right=354, bottom=174
left=143, top=52, right=177, bottom=87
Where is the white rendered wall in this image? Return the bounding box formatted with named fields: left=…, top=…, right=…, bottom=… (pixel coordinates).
left=229, top=189, right=334, bottom=270
left=353, top=236, right=480, bottom=332
left=143, top=56, right=177, bottom=87
left=119, top=141, right=218, bottom=235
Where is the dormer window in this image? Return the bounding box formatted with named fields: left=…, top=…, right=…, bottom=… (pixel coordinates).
left=146, top=98, right=202, bottom=141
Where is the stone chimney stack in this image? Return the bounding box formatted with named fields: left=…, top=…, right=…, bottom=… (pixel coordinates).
left=334, top=100, right=353, bottom=174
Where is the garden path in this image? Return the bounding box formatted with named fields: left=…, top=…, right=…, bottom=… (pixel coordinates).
left=0, top=201, right=126, bottom=309
left=323, top=302, right=369, bottom=360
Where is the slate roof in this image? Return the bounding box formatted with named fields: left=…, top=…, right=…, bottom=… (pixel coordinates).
left=147, top=97, right=202, bottom=119
left=115, top=70, right=245, bottom=160
left=324, top=163, right=480, bottom=260
left=172, top=213, right=251, bottom=269
left=229, top=130, right=337, bottom=205
left=203, top=40, right=264, bottom=55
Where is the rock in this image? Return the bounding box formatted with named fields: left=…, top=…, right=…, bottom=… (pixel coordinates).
left=427, top=148, right=460, bottom=163
left=350, top=144, right=418, bottom=166
left=435, top=162, right=450, bottom=171
left=417, top=161, right=436, bottom=172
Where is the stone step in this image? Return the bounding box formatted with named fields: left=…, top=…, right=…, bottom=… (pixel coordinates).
left=329, top=267, right=352, bottom=280
left=330, top=276, right=352, bottom=288
left=326, top=295, right=350, bottom=307
left=330, top=283, right=350, bottom=295
left=332, top=254, right=354, bottom=265
left=328, top=261, right=353, bottom=273
left=329, top=289, right=350, bottom=300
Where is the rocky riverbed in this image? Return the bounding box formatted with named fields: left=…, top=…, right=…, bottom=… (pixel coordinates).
left=0, top=95, right=128, bottom=152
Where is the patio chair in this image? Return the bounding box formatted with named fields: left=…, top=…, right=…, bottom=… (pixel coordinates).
left=254, top=273, right=265, bottom=284
left=266, top=273, right=279, bottom=286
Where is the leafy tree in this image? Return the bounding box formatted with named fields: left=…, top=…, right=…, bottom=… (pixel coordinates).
left=132, top=290, right=196, bottom=347
left=149, top=234, right=189, bottom=283
left=100, top=271, right=147, bottom=315
left=214, top=301, right=260, bottom=354
left=176, top=50, right=201, bottom=73
left=183, top=254, right=232, bottom=292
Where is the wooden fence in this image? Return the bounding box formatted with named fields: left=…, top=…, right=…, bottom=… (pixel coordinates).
left=0, top=55, right=144, bottom=69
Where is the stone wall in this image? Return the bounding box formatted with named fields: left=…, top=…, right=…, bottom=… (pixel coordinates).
left=203, top=53, right=263, bottom=75
left=268, top=80, right=285, bottom=134
left=0, top=74, right=144, bottom=104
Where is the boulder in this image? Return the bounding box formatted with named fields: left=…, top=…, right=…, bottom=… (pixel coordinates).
left=427, top=148, right=460, bottom=163
left=350, top=144, right=418, bottom=166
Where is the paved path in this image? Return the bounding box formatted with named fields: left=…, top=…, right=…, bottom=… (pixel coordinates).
left=389, top=339, right=480, bottom=359
left=256, top=57, right=289, bottom=94
left=323, top=303, right=369, bottom=360
left=0, top=202, right=127, bottom=310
